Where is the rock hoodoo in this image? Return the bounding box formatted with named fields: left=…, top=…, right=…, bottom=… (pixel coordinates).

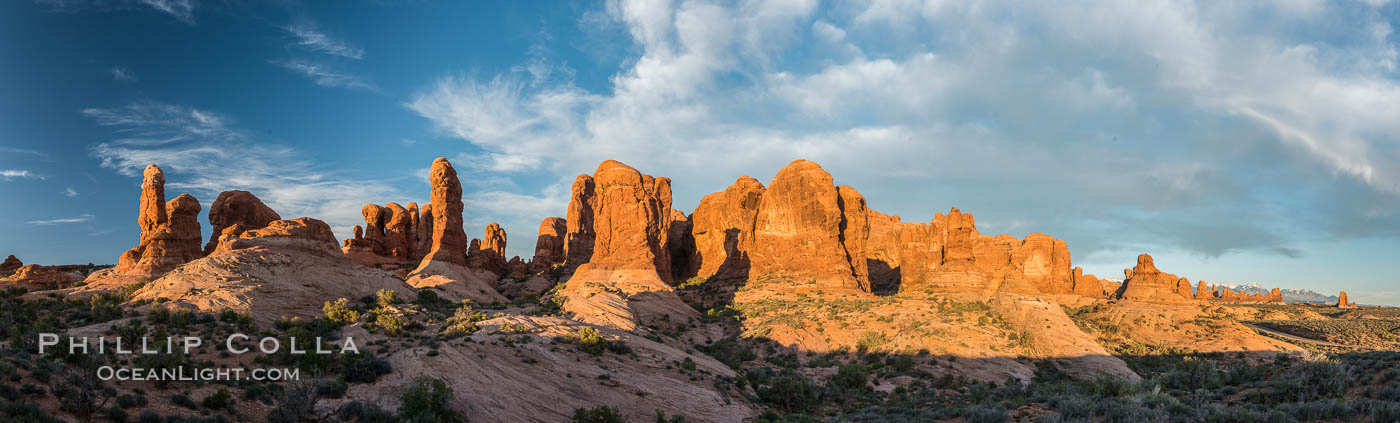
left=113, top=165, right=203, bottom=277
left=530, top=217, right=567, bottom=272
left=203, top=190, right=280, bottom=255
left=749, top=160, right=868, bottom=291
left=467, top=223, right=508, bottom=274
left=557, top=160, right=697, bottom=330
left=417, top=157, right=468, bottom=270
left=1339, top=291, right=1356, bottom=308
left=1113, top=254, right=1193, bottom=303
left=687, top=176, right=765, bottom=282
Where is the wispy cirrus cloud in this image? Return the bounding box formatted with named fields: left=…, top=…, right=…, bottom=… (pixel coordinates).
left=109, top=66, right=138, bottom=82
left=86, top=100, right=400, bottom=240
left=137, top=0, right=195, bottom=25
left=283, top=23, right=364, bottom=60
left=269, top=59, right=376, bottom=91
left=2, top=170, right=43, bottom=181
left=28, top=214, right=94, bottom=225
left=37, top=0, right=195, bottom=24
left=64, top=187, right=79, bottom=197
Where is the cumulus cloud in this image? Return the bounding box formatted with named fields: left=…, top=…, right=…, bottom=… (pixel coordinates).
left=407, top=0, right=1400, bottom=265
left=28, top=214, right=94, bottom=225
left=86, top=100, right=400, bottom=240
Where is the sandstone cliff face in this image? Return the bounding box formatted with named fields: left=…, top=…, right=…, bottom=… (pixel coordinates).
left=864, top=212, right=936, bottom=294
left=1114, top=254, right=1193, bottom=304
left=203, top=190, right=281, bottom=255
left=557, top=161, right=697, bottom=330
left=750, top=160, right=868, bottom=291
left=417, top=157, right=468, bottom=270
left=531, top=217, right=567, bottom=272
left=687, top=176, right=765, bottom=281
left=0, top=255, right=22, bottom=277
left=114, top=165, right=204, bottom=277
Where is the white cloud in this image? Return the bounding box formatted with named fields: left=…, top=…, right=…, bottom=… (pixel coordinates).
left=64, top=187, right=79, bottom=197
left=109, top=66, right=138, bottom=82
left=86, top=100, right=401, bottom=241
left=407, top=0, right=1400, bottom=264
left=1, top=170, right=43, bottom=180
left=284, top=23, right=364, bottom=60
left=28, top=214, right=94, bottom=225
left=271, top=59, right=376, bottom=91
left=137, top=0, right=195, bottom=25
left=0, top=147, right=46, bottom=157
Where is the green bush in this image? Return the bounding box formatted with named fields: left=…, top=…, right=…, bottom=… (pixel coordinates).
left=572, top=405, right=625, bottom=423
left=398, top=375, right=464, bottom=423
left=201, top=388, right=232, bottom=409
left=323, top=298, right=361, bottom=325
left=577, top=327, right=608, bottom=356
left=376, top=289, right=402, bottom=309
left=375, top=311, right=405, bottom=335
left=832, top=363, right=868, bottom=390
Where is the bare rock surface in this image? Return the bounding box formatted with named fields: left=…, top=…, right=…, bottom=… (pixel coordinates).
left=0, top=255, right=22, bottom=276
left=531, top=217, right=567, bottom=272
left=113, top=165, right=204, bottom=278
left=203, top=190, right=280, bottom=254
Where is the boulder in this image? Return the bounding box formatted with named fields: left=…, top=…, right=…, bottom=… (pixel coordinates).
left=530, top=217, right=567, bottom=272
left=203, top=190, right=280, bottom=255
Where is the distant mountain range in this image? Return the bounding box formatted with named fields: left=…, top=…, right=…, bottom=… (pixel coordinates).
left=1214, top=282, right=1339, bottom=304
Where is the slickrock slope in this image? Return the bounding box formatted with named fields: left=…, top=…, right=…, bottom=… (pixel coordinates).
left=1, top=254, right=23, bottom=276
left=130, top=217, right=418, bottom=327
left=203, top=190, right=281, bottom=254
left=530, top=217, right=567, bottom=272
left=112, top=165, right=204, bottom=278
left=557, top=161, right=698, bottom=331
left=350, top=316, right=757, bottom=423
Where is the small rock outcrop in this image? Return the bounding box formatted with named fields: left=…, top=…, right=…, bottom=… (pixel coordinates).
left=530, top=217, right=567, bottom=272
left=203, top=190, right=280, bottom=255
left=113, top=165, right=203, bottom=277
left=0, top=264, right=79, bottom=290
left=0, top=255, right=22, bottom=276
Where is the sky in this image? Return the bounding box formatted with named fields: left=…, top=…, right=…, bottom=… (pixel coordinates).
left=0, top=0, right=1397, bottom=306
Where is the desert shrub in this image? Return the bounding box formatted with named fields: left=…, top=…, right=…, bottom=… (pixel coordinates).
left=200, top=388, right=232, bottom=409
left=576, top=327, right=608, bottom=356
left=398, top=375, right=464, bottom=423
left=1162, top=356, right=1217, bottom=393
left=315, top=379, right=348, bottom=399
left=322, top=298, right=361, bottom=325
left=697, top=337, right=757, bottom=370
left=376, top=289, right=401, bottom=309
left=754, top=370, right=821, bottom=413
left=336, top=400, right=396, bottom=423
left=1266, top=356, right=1352, bottom=403
left=340, top=353, right=392, bottom=383
left=375, top=311, right=405, bottom=335
left=1275, top=399, right=1358, bottom=421
left=855, top=332, right=888, bottom=353
left=103, top=406, right=129, bottom=423
left=171, top=393, right=197, bottom=409
left=572, top=405, right=625, bottom=423
left=0, top=398, right=65, bottom=422
left=832, top=363, right=868, bottom=391
left=960, top=403, right=1008, bottom=423
left=116, top=393, right=146, bottom=409
left=266, top=381, right=322, bottom=423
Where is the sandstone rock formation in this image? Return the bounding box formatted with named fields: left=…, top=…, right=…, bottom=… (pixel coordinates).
left=203, top=190, right=280, bottom=254
left=413, top=203, right=433, bottom=262
left=1339, top=291, right=1356, bottom=308
left=1071, top=267, right=1109, bottom=298
left=130, top=216, right=417, bottom=327
left=1114, top=254, right=1192, bottom=303
left=0, top=264, right=79, bottom=291
left=382, top=202, right=414, bottom=261
left=0, top=255, right=21, bottom=276
left=687, top=176, right=765, bottom=281
left=113, top=165, right=204, bottom=277
left=557, top=161, right=697, bottom=330
left=749, top=160, right=868, bottom=291
left=530, top=217, right=567, bottom=273
left=467, top=223, right=508, bottom=274
left=417, top=157, right=468, bottom=270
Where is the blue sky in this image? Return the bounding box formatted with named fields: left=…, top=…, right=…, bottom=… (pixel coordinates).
left=1, top=0, right=1397, bottom=305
